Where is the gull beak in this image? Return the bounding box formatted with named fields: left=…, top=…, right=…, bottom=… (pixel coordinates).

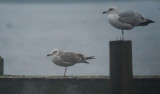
left=47, top=54, right=52, bottom=56
left=102, top=11, right=108, bottom=14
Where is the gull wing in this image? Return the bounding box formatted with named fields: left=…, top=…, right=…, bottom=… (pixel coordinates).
left=60, top=52, right=81, bottom=64
left=119, top=10, right=145, bottom=26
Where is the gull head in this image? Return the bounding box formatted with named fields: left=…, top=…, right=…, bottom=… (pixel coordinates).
left=47, top=49, right=60, bottom=56
left=102, top=6, right=119, bottom=15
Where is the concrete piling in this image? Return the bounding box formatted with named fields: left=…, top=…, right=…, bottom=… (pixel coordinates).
left=109, top=40, right=133, bottom=94
left=0, top=56, right=4, bottom=75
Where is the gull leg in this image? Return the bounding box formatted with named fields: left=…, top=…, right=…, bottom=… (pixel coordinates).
left=122, top=29, right=124, bottom=40
left=64, top=67, right=67, bottom=76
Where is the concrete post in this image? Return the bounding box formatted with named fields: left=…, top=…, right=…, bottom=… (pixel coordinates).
left=109, top=40, right=133, bottom=94
left=0, top=56, right=4, bottom=75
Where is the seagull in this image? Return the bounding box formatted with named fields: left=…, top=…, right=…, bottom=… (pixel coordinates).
left=47, top=49, right=95, bottom=76
left=102, top=6, right=154, bottom=40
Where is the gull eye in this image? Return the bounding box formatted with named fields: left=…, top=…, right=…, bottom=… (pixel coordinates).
left=53, top=51, right=57, bottom=54
left=109, top=8, right=113, bottom=11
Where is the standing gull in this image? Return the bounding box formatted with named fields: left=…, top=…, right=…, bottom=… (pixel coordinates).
left=103, top=6, right=154, bottom=40
left=47, top=49, right=95, bottom=76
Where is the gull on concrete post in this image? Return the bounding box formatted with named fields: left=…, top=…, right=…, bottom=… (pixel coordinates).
left=47, top=49, right=95, bottom=76
left=103, top=6, right=154, bottom=40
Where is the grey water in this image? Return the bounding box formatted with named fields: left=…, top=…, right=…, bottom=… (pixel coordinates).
left=0, top=1, right=160, bottom=76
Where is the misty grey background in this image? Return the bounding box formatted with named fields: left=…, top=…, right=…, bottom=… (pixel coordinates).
left=0, top=1, right=160, bottom=76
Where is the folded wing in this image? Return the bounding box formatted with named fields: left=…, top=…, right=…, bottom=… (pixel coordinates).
left=119, top=10, right=145, bottom=26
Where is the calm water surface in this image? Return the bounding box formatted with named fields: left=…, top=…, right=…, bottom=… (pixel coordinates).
left=0, top=1, right=160, bottom=76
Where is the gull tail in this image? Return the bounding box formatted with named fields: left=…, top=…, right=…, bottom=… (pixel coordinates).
left=77, top=54, right=95, bottom=64
left=83, top=56, right=95, bottom=64
left=137, top=19, right=155, bottom=26
left=86, top=56, right=95, bottom=60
